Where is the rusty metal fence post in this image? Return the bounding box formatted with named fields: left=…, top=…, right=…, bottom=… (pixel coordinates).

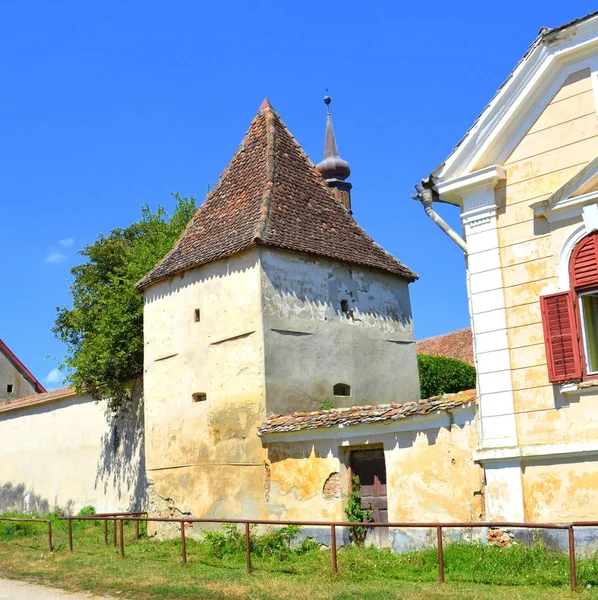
left=568, top=525, right=577, bottom=589
left=135, top=518, right=140, bottom=540
left=331, top=524, right=338, bottom=573
left=245, top=522, right=252, bottom=573
left=104, top=519, right=108, bottom=545
left=180, top=520, right=187, bottom=564
left=67, top=518, right=73, bottom=552
left=113, top=518, right=117, bottom=547
left=47, top=521, right=53, bottom=553
left=436, top=526, right=444, bottom=583
left=119, top=519, right=125, bottom=557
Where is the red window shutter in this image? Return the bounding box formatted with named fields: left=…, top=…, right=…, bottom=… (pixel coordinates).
left=570, top=232, right=598, bottom=289
left=540, top=291, right=582, bottom=383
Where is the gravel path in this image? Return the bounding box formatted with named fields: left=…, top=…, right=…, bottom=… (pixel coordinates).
left=0, top=578, right=112, bottom=600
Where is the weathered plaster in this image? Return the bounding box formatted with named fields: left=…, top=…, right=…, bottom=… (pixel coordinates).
left=0, top=388, right=145, bottom=514
left=260, top=249, right=419, bottom=413
left=522, top=456, right=598, bottom=522
left=143, top=249, right=269, bottom=522
left=263, top=406, right=481, bottom=527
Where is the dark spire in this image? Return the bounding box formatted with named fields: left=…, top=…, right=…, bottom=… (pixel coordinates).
left=316, top=96, right=351, bottom=181
left=316, top=95, right=353, bottom=210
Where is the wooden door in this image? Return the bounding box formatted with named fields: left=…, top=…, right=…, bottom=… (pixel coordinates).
left=351, top=449, right=388, bottom=545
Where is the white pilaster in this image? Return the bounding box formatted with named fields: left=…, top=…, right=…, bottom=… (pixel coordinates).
left=438, top=165, right=524, bottom=522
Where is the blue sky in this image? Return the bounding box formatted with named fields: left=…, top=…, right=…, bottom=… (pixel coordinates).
left=1, top=0, right=596, bottom=390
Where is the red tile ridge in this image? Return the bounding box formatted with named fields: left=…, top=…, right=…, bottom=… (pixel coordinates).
left=416, top=327, right=471, bottom=343
left=0, top=386, right=76, bottom=414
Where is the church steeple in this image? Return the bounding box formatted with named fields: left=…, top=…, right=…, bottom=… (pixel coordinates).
left=316, top=95, right=353, bottom=211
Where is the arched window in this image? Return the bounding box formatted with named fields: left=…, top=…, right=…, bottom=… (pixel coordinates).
left=541, top=231, right=598, bottom=382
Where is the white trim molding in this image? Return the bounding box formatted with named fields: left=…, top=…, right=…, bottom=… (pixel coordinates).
left=476, top=440, right=598, bottom=463
left=534, top=192, right=598, bottom=224
left=557, top=223, right=588, bottom=290
left=435, top=15, right=598, bottom=182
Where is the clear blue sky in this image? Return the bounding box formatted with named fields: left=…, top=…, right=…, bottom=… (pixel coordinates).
left=1, top=0, right=595, bottom=390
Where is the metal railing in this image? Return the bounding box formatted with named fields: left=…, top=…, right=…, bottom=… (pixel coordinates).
left=59, top=515, right=590, bottom=589
left=0, top=516, right=53, bottom=552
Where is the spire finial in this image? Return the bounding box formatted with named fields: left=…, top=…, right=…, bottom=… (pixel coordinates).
left=316, top=93, right=352, bottom=210
left=324, top=91, right=331, bottom=115
left=316, top=93, right=350, bottom=181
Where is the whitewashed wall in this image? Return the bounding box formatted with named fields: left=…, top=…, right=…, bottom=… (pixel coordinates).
left=0, top=388, right=146, bottom=514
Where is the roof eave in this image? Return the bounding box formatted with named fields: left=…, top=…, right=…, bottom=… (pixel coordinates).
left=434, top=11, right=598, bottom=187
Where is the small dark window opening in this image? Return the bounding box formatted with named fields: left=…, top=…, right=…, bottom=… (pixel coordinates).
left=192, top=392, right=207, bottom=402
left=6, top=384, right=13, bottom=394
left=340, top=299, right=349, bottom=314
left=194, top=309, right=201, bottom=322
left=333, top=383, right=351, bottom=396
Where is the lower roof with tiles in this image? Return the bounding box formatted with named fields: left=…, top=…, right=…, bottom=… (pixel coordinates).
left=258, top=389, right=476, bottom=436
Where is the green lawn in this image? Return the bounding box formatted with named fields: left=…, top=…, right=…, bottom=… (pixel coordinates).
left=1, top=515, right=598, bottom=599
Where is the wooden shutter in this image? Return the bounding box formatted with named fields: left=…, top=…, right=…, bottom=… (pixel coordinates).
left=570, top=232, right=598, bottom=289
left=540, top=291, right=582, bottom=383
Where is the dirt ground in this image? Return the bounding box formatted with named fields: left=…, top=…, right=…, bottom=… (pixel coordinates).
left=0, top=578, right=112, bottom=600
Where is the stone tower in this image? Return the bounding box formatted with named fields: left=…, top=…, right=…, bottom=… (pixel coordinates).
left=139, top=99, right=419, bottom=520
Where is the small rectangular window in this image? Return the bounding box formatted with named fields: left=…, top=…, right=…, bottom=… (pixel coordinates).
left=6, top=384, right=13, bottom=394
left=194, top=309, right=201, bottom=322
left=192, top=392, right=207, bottom=402
left=580, top=291, right=598, bottom=374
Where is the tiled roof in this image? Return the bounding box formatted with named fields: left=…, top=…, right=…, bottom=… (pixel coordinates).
left=416, top=328, right=474, bottom=366
left=0, top=338, right=46, bottom=394
left=138, top=100, right=416, bottom=288
left=258, top=389, right=476, bottom=435
left=0, top=386, right=76, bottom=414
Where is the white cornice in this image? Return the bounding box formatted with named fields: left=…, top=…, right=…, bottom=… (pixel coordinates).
left=436, top=15, right=598, bottom=182
left=436, top=166, right=506, bottom=206
left=533, top=190, right=598, bottom=223
left=475, top=439, right=598, bottom=462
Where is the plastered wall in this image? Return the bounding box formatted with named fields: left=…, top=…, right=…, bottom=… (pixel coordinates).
left=143, top=249, right=269, bottom=521
left=263, top=407, right=482, bottom=529
left=498, top=68, right=598, bottom=449
left=494, top=67, right=598, bottom=521
left=0, top=350, right=36, bottom=402
left=261, top=249, right=419, bottom=413
left=0, top=390, right=145, bottom=514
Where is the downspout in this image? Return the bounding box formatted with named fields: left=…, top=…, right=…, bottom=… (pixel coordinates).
left=412, top=177, right=468, bottom=254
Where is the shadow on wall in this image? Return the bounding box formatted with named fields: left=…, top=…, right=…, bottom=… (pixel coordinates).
left=94, top=378, right=148, bottom=511
left=0, top=482, right=74, bottom=515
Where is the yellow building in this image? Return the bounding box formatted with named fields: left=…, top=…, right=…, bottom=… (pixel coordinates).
left=417, top=11, right=598, bottom=523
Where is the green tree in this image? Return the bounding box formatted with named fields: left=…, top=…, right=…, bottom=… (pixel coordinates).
left=417, top=354, right=477, bottom=399
left=53, top=194, right=197, bottom=411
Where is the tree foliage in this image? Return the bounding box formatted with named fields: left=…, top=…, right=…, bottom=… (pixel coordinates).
left=53, top=194, right=197, bottom=411
left=417, top=354, right=476, bottom=399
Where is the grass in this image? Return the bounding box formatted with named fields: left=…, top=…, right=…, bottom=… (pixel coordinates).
left=1, top=515, right=598, bottom=599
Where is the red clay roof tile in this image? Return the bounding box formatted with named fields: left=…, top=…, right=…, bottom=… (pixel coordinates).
left=138, top=102, right=416, bottom=288
left=0, top=386, right=76, bottom=414
left=416, top=328, right=474, bottom=366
